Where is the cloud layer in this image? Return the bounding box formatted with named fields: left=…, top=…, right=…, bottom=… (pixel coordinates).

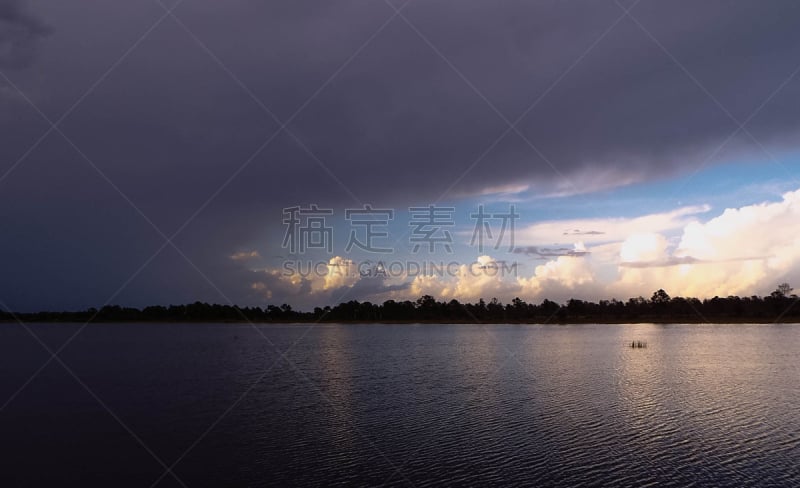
left=255, top=190, right=800, bottom=307
left=3, top=2, right=800, bottom=309
left=0, top=0, right=51, bottom=68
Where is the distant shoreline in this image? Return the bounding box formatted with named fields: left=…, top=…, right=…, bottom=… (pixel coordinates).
left=2, top=317, right=798, bottom=325
left=3, top=289, right=799, bottom=325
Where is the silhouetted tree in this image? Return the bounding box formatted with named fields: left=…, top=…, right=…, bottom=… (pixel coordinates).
left=8, top=287, right=800, bottom=324
left=651, top=289, right=671, bottom=304
left=774, top=283, right=793, bottom=298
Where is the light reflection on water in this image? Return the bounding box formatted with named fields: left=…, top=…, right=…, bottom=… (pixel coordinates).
left=0, top=322, right=798, bottom=486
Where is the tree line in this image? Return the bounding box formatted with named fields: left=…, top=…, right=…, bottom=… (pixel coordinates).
left=2, top=284, right=799, bottom=323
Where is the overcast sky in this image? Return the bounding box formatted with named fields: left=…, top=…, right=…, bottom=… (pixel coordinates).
left=3, top=0, right=800, bottom=311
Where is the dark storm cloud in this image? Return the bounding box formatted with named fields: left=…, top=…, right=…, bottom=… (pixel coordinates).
left=563, top=230, right=605, bottom=236
left=3, top=0, right=800, bottom=309
left=0, top=0, right=51, bottom=68
left=23, top=0, right=800, bottom=209
left=619, top=256, right=700, bottom=268
left=513, top=246, right=590, bottom=259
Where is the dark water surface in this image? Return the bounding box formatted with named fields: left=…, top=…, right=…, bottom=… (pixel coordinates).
left=1, top=322, right=798, bottom=487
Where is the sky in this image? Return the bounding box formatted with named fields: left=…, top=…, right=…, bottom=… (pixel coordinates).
left=3, top=0, right=800, bottom=311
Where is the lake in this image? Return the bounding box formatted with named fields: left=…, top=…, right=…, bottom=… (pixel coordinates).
left=1, top=322, right=798, bottom=486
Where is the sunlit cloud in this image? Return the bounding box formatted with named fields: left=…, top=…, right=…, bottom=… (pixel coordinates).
left=230, top=250, right=262, bottom=261
left=613, top=189, right=800, bottom=298
left=246, top=189, right=800, bottom=306
left=323, top=256, right=359, bottom=291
